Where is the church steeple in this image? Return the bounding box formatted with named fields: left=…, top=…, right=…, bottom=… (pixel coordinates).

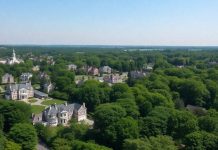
left=6, top=49, right=23, bottom=65
left=12, top=49, right=16, bottom=60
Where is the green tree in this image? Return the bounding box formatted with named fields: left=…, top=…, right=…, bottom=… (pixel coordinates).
left=116, top=98, right=139, bottom=119
left=179, top=79, right=210, bottom=106
left=0, top=100, right=31, bottom=132
left=74, top=81, right=101, bottom=111
left=71, top=140, right=112, bottom=150
left=52, top=138, right=71, bottom=150
left=168, top=110, right=198, bottom=139
left=198, top=116, right=218, bottom=132
left=139, top=116, right=167, bottom=137
left=184, top=131, right=218, bottom=150
left=110, top=83, right=132, bottom=101
left=9, top=123, right=37, bottom=150
left=93, top=104, right=126, bottom=130
left=0, top=130, right=4, bottom=150
left=4, top=140, right=22, bottom=150
left=58, top=123, right=89, bottom=140
left=123, top=135, right=177, bottom=150
left=123, top=138, right=152, bottom=150
left=149, top=135, right=177, bottom=150
left=113, top=117, right=139, bottom=148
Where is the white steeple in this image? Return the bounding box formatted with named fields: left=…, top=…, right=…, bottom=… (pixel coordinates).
left=12, top=49, right=16, bottom=61
left=7, top=49, right=23, bottom=65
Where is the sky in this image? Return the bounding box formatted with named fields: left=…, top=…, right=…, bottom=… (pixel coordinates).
left=0, top=0, right=218, bottom=46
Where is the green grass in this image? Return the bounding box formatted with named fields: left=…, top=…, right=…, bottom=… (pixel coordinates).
left=41, top=99, right=65, bottom=106
left=28, top=99, right=37, bottom=103
left=33, top=84, right=40, bottom=90
left=31, top=105, right=46, bottom=114
left=0, top=86, right=5, bottom=93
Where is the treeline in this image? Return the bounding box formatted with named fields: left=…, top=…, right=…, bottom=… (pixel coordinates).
left=0, top=48, right=218, bottom=149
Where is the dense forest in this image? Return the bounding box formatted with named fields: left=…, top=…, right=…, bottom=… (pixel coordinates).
left=0, top=46, right=218, bottom=150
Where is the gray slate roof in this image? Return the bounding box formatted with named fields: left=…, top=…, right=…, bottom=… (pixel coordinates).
left=34, top=90, right=48, bottom=97
left=44, top=103, right=83, bottom=116
left=8, top=83, right=32, bottom=91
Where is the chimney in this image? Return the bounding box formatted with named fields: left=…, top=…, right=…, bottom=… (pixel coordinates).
left=83, top=102, right=85, bottom=108
left=65, top=102, right=68, bottom=106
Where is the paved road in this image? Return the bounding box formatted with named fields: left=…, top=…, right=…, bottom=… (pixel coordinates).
left=30, top=98, right=47, bottom=106
left=37, top=141, right=49, bottom=150
left=21, top=98, right=47, bottom=106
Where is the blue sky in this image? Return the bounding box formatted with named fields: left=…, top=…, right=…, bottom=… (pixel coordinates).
left=0, top=0, right=218, bottom=46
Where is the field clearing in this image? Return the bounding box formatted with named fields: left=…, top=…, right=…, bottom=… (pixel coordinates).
left=31, top=105, right=46, bottom=114
left=41, top=99, right=66, bottom=106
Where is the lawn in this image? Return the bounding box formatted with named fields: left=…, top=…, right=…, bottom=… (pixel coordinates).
left=0, top=85, right=5, bottom=93
left=41, top=99, right=65, bottom=106
left=31, top=105, right=46, bottom=114
left=28, top=99, right=37, bottom=103
left=33, top=84, right=40, bottom=90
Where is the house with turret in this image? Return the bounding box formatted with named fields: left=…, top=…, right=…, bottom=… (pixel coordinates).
left=32, top=102, right=87, bottom=126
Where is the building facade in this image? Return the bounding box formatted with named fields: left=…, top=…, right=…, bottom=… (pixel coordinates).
left=68, top=64, right=77, bottom=71
left=1, top=73, right=14, bottom=84
left=32, top=102, right=87, bottom=126
left=88, top=67, right=99, bottom=76
left=99, top=66, right=112, bottom=74
left=20, top=73, right=33, bottom=83
left=5, top=82, right=34, bottom=100
left=130, top=71, right=146, bottom=79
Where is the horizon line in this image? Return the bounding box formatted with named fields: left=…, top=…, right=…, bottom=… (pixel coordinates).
left=1, top=44, right=218, bottom=47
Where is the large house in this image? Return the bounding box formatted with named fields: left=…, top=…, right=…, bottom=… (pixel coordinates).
left=32, top=102, right=87, bottom=126
left=67, top=64, right=77, bottom=71
left=130, top=71, right=146, bottom=79
left=20, top=73, right=33, bottom=83
left=87, top=67, right=99, bottom=76
left=32, top=65, right=40, bottom=72
left=99, top=66, right=112, bottom=74
left=5, top=82, right=34, bottom=100
left=104, top=74, right=123, bottom=84
left=1, top=73, right=14, bottom=84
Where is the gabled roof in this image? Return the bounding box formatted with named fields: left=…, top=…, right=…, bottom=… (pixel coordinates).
left=2, top=73, right=13, bottom=78
left=44, top=103, right=85, bottom=116
left=8, top=83, right=32, bottom=91
left=34, top=90, right=48, bottom=97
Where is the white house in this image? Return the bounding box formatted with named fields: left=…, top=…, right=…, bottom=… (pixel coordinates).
left=68, top=64, right=77, bottom=71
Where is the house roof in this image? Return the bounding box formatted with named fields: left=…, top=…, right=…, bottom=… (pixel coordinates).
left=9, top=83, right=32, bottom=91
left=3, top=73, right=13, bottom=78
left=44, top=103, right=85, bottom=116
left=34, top=90, right=48, bottom=97
left=20, top=72, right=33, bottom=77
